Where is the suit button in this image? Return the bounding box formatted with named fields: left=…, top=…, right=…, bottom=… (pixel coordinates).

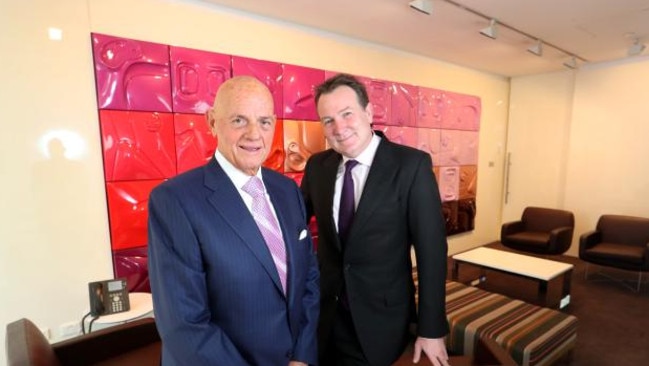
left=344, top=264, right=351, bottom=271
left=286, top=350, right=293, bottom=358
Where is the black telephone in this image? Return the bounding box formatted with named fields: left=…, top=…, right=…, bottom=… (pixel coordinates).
left=88, top=278, right=130, bottom=316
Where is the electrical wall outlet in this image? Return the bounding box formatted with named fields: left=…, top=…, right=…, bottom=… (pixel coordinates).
left=59, top=321, right=81, bottom=338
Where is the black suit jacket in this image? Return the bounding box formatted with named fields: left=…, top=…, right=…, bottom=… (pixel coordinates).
left=302, top=136, right=449, bottom=366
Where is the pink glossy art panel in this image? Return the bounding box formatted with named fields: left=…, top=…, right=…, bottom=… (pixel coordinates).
left=282, top=64, right=324, bottom=121
left=418, top=87, right=445, bottom=129
left=91, top=33, right=483, bottom=282
left=325, top=71, right=392, bottom=125
left=100, top=110, right=177, bottom=181
left=417, top=128, right=442, bottom=166
left=439, top=91, right=481, bottom=131
left=390, top=82, right=419, bottom=127
left=232, top=56, right=284, bottom=117
left=438, top=130, right=479, bottom=167
left=106, top=180, right=163, bottom=250
left=92, top=33, right=172, bottom=112
left=374, top=125, right=418, bottom=149
left=174, top=113, right=217, bottom=174
left=170, top=46, right=231, bottom=114
left=113, top=246, right=150, bottom=293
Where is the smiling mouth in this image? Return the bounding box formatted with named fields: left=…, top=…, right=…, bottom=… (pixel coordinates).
left=336, top=134, right=354, bottom=143
left=240, top=145, right=263, bottom=152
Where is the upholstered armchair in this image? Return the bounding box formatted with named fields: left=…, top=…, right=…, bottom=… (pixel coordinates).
left=579, top=214, right=649, bottom=292
left=501, top=207, right=575, bottom=255
left=6, top=317, right=160, bottom=366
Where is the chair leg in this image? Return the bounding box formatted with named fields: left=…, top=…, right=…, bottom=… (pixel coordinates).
left=584, top=263, right=590, bottom=280
left=637, top=272, right=642, bottom=293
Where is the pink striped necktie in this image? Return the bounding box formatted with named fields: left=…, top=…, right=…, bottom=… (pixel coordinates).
left=242, top=176, right=287, bottom=294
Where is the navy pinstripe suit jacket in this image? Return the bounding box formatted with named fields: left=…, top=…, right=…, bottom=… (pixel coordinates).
left=148, top=158, right=319, bottom=365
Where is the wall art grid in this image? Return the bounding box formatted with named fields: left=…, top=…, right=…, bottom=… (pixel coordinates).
left=91, top=33, right=480, bottom=291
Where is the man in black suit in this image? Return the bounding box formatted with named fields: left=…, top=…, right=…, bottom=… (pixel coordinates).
left=301, top=74, right=449, bottom=366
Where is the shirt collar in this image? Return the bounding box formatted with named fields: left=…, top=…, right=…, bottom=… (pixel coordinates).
left=214, top=150, right=263, bottom=190
left=341, top=133, right=381, bottom=167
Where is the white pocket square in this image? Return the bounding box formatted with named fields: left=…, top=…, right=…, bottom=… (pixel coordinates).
left=299, top=229, right=308, bottom=240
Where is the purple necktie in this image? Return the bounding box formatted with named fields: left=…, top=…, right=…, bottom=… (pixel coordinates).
left=338, top=159, right=359, bottom=245
left=243, top=176, right=287, bottom=294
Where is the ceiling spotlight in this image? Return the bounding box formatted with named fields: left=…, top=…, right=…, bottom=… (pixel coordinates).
left=480, top=19, right=498, bottom=40
left=563, top=56, right=577, bottom=69
left=628, top=38, right=646, bottom=56
left=409, top=0, right=432, bottom=15
left=527, top=40, right=543, bottom=56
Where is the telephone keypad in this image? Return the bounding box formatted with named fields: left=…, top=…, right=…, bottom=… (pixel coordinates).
left=111, top=295, right=123, bottom=312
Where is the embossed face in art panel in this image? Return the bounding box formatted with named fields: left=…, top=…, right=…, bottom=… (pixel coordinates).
left=283, top=120, right=326, bottom=172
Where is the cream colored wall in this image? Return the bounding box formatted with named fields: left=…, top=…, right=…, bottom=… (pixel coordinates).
left=0, top=0, right=508, bottom=358
left=507, top=57, right=649, bottom=257
left=564, top=58, right=649, bottom=255
left=505, top=72, right=575, bottom=221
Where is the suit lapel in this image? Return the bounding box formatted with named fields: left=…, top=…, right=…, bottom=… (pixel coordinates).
left=350, top=139, right=398, bottom=242
left=320, top=152, right=343, bottom=250
left=203, top=159, right=285, bottom=297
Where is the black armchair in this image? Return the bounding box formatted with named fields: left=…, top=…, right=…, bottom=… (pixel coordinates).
left=501, top=206, right=575, bottom=255
left=579, top=214, right=649, bottom=292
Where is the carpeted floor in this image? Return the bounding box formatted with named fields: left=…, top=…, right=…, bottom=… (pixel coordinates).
left=447, top=242, right=649, bottom=366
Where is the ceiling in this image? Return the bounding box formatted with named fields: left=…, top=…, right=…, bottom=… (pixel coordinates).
left=199, top=0, right=649, bottom=77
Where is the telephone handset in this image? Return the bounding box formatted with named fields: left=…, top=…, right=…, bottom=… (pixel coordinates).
left=88, top=278, right=130, bottom=316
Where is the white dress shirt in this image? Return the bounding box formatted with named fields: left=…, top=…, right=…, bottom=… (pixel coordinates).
left=333, top=134, right=381, bottom=232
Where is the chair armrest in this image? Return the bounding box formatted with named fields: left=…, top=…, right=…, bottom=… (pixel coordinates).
left=52, top=318, right=159, bottom=366
left=501, top=221, right=524, bottom=238
left=548, top=226, right=574, bottom=253
left=6, top=318, right=60, bottom=366
left=579, top=230, right=602, bottom=257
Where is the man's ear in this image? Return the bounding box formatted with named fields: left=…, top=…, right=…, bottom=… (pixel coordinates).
left=206, top=108, right=217, bottom=136
left=365, top=102, right=374, bottom=122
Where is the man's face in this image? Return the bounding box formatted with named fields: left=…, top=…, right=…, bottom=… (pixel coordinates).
left=208, top=79, right=276, bottom=175
left=317, top=85, right=373, bottom=158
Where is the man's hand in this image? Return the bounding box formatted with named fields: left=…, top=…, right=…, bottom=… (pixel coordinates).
left=412, top=336, right=449, bottom=366
left=288, top=361, right=307, bottom=366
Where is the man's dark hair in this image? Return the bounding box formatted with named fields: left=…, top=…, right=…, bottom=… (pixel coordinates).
left=314, top=73, right=370, bottom=108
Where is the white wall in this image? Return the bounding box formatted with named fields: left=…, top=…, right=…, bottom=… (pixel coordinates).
left=0, top=0, right=509, bottom=360
left=507, top=57, right=649, bottom=256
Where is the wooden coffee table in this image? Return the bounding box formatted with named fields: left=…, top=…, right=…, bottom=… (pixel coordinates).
left=451, top=247, right=574, bottom=309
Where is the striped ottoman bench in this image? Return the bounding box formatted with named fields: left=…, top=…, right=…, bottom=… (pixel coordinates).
left=444, top=281, right=577, bottom=366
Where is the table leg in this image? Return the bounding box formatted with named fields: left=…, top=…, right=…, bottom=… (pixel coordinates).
left=452, top=261, right=460, bottom=281
left=560, top=270, right=573, bottom=309
left=538, top=280, right=549, bottom=307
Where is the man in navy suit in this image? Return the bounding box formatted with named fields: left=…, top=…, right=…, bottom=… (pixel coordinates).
left=148, top=76, right=319, bottom=365
left=301, top=74, right=449, bottom=366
